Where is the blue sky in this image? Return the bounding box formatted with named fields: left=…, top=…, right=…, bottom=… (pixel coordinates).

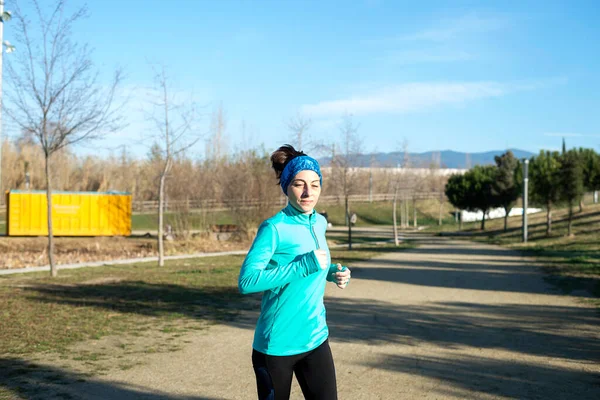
left=6, top=0, right=600, bottom=159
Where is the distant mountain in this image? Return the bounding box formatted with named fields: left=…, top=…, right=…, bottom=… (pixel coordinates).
left=318, top=149, right=535, bottom=169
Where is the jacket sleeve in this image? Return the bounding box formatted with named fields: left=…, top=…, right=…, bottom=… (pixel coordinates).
left=238, top=221, right=322, bottom=294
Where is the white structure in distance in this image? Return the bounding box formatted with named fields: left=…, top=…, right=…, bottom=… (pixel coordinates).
left=460, top=207, right=542, bottom=222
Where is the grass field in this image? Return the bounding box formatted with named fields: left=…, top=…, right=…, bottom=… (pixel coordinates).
left=128, top=198, right=458, bottom=232
left=322, top=198, right=457, bottom=227
left=0, top=243, right=413, bottom=358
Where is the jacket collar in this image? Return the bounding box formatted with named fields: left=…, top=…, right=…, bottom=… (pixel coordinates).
left=283, top=203, right=316, bottom=225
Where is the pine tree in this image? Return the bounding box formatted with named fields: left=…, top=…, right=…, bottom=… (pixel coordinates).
left=559, top=150, right=584, bottom=236
left=530, top=151, right=561, bottom=235
left=578, top=148, right=600, bottom=209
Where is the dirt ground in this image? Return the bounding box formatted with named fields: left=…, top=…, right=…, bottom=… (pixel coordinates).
left=0, top=235, right=250, bottom=270
left=3, top=233, right=599, bottom=399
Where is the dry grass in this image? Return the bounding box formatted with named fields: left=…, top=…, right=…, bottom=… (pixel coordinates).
left=0, top=235, right=251, bottom=270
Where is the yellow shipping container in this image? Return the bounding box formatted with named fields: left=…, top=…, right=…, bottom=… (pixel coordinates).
left=6, top=190, right=131, bottom=236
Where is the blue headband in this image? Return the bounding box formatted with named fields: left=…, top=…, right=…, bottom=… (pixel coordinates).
left=280, top=156, right=322, bottom=195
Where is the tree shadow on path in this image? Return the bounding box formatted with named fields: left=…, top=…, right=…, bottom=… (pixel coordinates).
left=368, top=353, right=600, bottom=400
left=23, top=281, right=259, bottom=323
left=348, top=238, right=599, bottom=297
left=326, top=297, right=600, bottom=399
left=326, top=298, right=600, bottom=362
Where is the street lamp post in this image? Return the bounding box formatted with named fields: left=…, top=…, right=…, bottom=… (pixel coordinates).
left=522, top=159, right=529, bottom=243
left=0, top=1, right=4, bottom=204
left=0, top=2, right=14, bottom=205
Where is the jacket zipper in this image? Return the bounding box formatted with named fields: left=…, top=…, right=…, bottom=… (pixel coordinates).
left=309, top=214, right=320, bottom=250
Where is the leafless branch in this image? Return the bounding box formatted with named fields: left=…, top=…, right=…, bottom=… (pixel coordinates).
left=287, top=113, right=311, bottom=151
left=3, top=0, right=125, bottom=276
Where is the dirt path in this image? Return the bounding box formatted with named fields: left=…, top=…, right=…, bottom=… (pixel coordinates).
left=16, top=234, right=600, bottom=399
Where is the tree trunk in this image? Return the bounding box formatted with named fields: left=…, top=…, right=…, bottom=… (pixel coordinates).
left=480, top=211, right=486, bottom=230
left=568, top=204, right=573, bottom=236
left=158, top=171, right=166, bottom=267
left=344, top=196, right=349, bottom=226
left=45, top=154, right=57, bottom=277
left=503, top=207, right=509, bottom=232
left=158, top=159, right=171, bottom=267
left=438, top=198, right=443, bottom=226
left=458, top=210, right=462, bottom=231
left=413, top=197, right=417, bottom=228
left=579, top=198, right=584, bottom=213
left=348, top=218, right=352, bottom=250
left=546, top=205, right=552, bottom=236
left=399, top=200, right=403, bottom=228
left=406, top=198, right=410, bottom=228
left=393, top=189, right=399, bottom=246
left=345, top=196, right=351, bottom=250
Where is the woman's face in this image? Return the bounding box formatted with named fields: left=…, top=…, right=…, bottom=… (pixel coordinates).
left=287, top=170, right=321, bottom=214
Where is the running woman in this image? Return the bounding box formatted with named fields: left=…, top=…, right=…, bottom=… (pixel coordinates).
left=238, top=144, right=351, bottom=400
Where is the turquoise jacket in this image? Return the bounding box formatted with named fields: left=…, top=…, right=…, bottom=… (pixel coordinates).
left=238, top=204, right=339, bottom=356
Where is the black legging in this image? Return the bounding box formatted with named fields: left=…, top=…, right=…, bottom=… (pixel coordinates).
left=252, top=339, right=338, bottom=400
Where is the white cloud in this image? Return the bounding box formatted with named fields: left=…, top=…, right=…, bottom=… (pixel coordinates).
left=399, top=13, right=508, bottom=42
left=361, top=13, right=508, bottom=48
left=301, top=81, right=534, bottom=117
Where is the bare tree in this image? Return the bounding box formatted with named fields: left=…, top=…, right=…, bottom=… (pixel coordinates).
left=221, top=149, right=279, bottom=240
left=4, top=0, right=123, bottom=277
left=287, top=113, right=311, bottom=151
left=330, top=113, right=362, bottom=249
left=147, top=66, right=202, bottom=267
left=206, top=104, right=227, bottom=162
left=429, top=151, right=446, bottom=225
left=392, top=139, right=410, bottom=245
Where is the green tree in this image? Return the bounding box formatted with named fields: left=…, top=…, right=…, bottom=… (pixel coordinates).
left=467, top=165, right=498, bottom=230
left=445, top=173, right=469, bottom=230
left=594, top=152, right=600, bottom=203
left=578, top=148, right=600, bottom=208
left=559, top=150, right=584, bottom=236
left=446, top=166, right=497, bottom=230
left=529, top=151, right=561, bottom=235
left=492, top=151, right=521, bottom=231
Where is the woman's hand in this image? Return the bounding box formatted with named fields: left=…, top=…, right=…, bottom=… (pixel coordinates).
left=332, top=264, right=351, bottom=289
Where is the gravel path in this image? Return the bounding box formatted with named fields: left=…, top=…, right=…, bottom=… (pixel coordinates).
left=28, top=234, right=600, bottom=399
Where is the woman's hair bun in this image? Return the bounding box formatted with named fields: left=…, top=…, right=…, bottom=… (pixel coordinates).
left=271, top=144, right=306, bottom=181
